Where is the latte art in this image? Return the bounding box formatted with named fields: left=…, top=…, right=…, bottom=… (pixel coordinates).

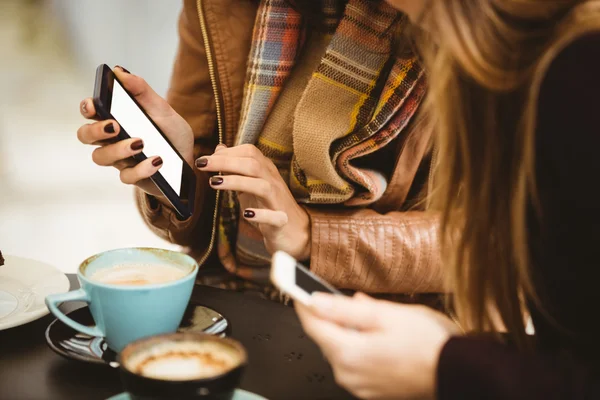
left=90, top=264, right=186, bottom=286
left=125, top=341, right=243, bottom=381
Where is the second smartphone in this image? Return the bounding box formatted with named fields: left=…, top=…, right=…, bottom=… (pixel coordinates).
left=270, top=251, right=344, bottom=305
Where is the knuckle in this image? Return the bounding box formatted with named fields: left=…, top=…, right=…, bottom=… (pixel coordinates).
left=91, top=149, right=102, bottom=165
left=251, top=145, right=264, bottom=158
left=137, top=76, right=148, bottom=87
left=248, top=144, right=260, bottom=153
left=332, top=373, right=343, bottom=387
left=302, top=324, right=315, bottom=338
left=248, top=159, right=262, bottom=176
left=353, top=388, right=371, bottom=399
left=145, top=160, right=158, bottom=175
left=238, top=144, right=252, bottom=155
left=417, top=304, right=432, bottom=313
left=260, top=180, right=272, bottom=197
left=332, top=369, right=351, bottom=389
left=242, top=144, right=262, bottom=158
left=267, top=161, right=279, bottom=175
left=224, top=175, right=237, bottom=187
left=119, top=170, right=132, bottom=185
left=76, top=126, right=86, bottom=143
left=337, top=350, right=359, bottom=370
left=279, top=212, right=289, bottom=225
left=112, top=160, right=127, bottom=171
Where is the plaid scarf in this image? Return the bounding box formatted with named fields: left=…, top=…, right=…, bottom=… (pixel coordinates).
left=217, top=0, right=426, bottom=281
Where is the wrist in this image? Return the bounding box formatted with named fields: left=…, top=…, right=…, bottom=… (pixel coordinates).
left=185, top=154, right=195, bottom=168
left=422, top=335, right=450, bottom=400
left=296, top=210, right=311, bottom=262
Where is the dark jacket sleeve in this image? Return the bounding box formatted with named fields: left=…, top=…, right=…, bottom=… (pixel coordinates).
left=436, top=33, right=600, bottom=400
left=438, top=336, right=600, bottom=399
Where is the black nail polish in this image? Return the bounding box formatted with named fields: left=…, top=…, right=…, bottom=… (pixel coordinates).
left=244, top=210, right=255, bottom=218
left=195, top=157, right=208, bottom=168
left=131, top=140, right=144, bottom=151
left=116, top=65, right=131, bottom=74
left=152, top=157, right=163, bottom=167
left=104, top=123, right=115, bottom=134
left=210, top=176, right=223, bottom=186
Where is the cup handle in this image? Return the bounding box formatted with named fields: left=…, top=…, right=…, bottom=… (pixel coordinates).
left=45, top=289, right=104, bottom=337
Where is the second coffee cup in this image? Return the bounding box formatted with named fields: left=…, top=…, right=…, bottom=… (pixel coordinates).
left=45, top=247, right=199, bottom=352
left=119, top=333, right=247, bottom=400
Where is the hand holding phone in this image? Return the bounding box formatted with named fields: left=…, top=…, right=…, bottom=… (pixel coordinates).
left=270, top=251, right=344, bottom=305
left=89, top=64, right=196, bottom=219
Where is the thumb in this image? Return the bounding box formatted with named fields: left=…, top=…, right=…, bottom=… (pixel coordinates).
left=309, top=292, right=380, bottom=331
left=113, top=67, right=171, bottom=115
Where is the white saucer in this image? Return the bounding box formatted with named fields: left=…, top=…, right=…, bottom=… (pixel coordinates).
left=0, top=255, right=70, bottom=330
left=107, top=389, right=267, bottom=400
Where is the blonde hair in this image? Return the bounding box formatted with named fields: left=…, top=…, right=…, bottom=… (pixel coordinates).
left=419, top=0, right=600, bottom=346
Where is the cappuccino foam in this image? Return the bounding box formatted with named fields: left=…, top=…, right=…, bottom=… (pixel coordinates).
left=90, top=263, right=186, bottom=286
left=125, top=341, right=242, bottom=381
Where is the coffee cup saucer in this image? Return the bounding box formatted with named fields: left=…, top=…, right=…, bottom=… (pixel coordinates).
left=46, top=304, right=229, bottom=368
left=106, top=389, right=267, bottom=400
left=0, top=255, right=70, bottom=330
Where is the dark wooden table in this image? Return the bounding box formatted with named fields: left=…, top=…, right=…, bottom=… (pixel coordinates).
left=0, top=275, right=354, bottom=400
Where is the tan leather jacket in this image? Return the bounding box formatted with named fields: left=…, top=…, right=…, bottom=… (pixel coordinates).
left=135, top=0, right=443, bottom=294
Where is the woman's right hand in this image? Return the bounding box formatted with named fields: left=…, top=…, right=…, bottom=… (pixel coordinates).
left=296, top=293, right=459, bottom=400
left=77, top=66, right=194, bottom=198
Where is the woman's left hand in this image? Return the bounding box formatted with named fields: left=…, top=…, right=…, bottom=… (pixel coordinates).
left=296, top=293, right=461, bottom=400
left=195, top=144, right=311, bottom=260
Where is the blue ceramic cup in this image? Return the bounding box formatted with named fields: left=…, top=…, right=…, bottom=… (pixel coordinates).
left=45, top=248, right=199, bottom=352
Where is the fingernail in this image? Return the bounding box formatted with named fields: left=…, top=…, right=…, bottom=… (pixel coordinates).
left=244, top=210, right=255, bottom=218
left=81, top=100, right=88, bottom=114
left=152, top=157, right=163, bottom=167
left=131, top=140, right=144, bottom=151
left=116, top=65, right=131, bottom=74
left=104, top=123, right=115, bottom=134
left=195, top=157, right=208, bottom=168
left=210, top=176, right=223, bottom=186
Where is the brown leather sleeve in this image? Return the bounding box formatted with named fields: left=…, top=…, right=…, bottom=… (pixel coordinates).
left=305, top=207, right=444, bottom=294
left=135, top=0, right=217, bottom=249
left=167, top=0, right=216, bottom=139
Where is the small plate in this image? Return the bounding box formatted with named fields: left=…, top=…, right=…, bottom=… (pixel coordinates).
left=0, top=255, right=70, bottom=330
left=107, top=389, right=267, bottom=400
left=46, top=304, right=230, bottom=367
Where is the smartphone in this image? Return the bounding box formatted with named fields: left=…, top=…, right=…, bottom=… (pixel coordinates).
left=92, top=64, right=196, bottom=219
left=270, top=251, right=343, bottom=305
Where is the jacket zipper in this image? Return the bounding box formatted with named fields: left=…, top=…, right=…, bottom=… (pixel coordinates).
left=426, top=141, right=437, bottom=209
left=196, top=0, right=224, bottom=267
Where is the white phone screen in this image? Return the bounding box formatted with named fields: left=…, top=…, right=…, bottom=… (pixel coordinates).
left=110, top=80, right=183, bottom=195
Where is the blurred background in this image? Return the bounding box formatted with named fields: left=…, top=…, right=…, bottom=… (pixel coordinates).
left=0, top=0, right=184, bottom=273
